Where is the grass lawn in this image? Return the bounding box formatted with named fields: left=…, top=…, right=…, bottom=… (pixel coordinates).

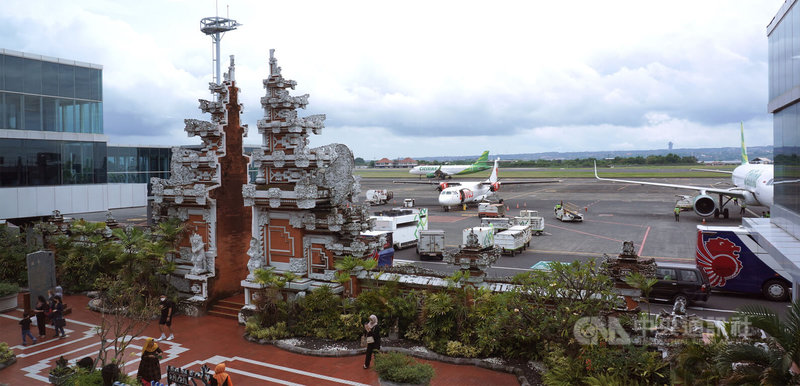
left=355, top=165, right=737, bottom=179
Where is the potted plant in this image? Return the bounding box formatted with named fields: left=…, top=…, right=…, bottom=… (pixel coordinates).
left=0, top=342, right=16, bottom=370
left=0, top=282, right=19, bottom=312
left=48, top=356, right=75, bottom=385
left=374, top=352, right=435, bottom=386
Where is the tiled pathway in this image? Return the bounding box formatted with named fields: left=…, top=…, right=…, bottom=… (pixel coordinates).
left=0, top=295, right=518, bottom=385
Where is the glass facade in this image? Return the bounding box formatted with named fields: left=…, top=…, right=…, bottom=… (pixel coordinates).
left=0, top=53, right=102, bottom=133
left=0, top=138, right=107, bottom=186
left=107, top=146, right=171, bottom=192
left=769, top=0, right=800, bottom=238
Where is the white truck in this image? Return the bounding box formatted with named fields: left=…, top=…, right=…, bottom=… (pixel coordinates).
left=371, top=208, right=428, bottom=250
left=478, top=202, right=506, bottom=218
left=554, top=202, right=584, bottom=222
left=462, top=226, right=495, bottom=249
left=494, top=228, right=526, bottom=256
left=417, top=229, right=445, bottom=260
left=365, top=189, right=393, bottom=205
left=508, top=225, right=532, bottom=248
left=480, top=217, right=512, bottom=232
left=515, top=210, right=545, bottom=235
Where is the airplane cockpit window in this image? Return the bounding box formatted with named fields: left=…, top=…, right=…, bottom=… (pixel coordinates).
left=767, top=179, right=774, bottom=185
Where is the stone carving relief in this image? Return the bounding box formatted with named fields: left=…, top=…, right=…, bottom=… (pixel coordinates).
left=246, top=237, right=263, bottom=280
left=242, top=184, right=257, bottom=207
left=189, top=233, right=206, bottom=275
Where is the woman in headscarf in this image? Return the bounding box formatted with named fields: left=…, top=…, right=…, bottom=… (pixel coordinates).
left=363, top=314, right=381, bottom=369
left=137, top=337, right=163, bottom=383
left=213, top=362, right=234, bottom=385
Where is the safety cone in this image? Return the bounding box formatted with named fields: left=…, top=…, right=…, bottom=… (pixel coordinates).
left=516, top=203, right=519, bottom=209
left=585, top=207, right=588, bottom=212
left=702, top=219, right=706, bottom=225
left=506, top=206, right=510, bottom=212
left=524, top=202, right=527, bottom=208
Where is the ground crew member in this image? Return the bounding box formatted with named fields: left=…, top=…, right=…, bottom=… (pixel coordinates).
left=740, top=203, right=746, bottom=215
left=674, top=207, right=680, bottom=222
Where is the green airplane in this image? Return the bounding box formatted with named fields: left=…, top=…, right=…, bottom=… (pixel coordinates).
left=408, top=151, right=492, bottom=179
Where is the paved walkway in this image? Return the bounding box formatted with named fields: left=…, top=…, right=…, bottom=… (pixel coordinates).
left=0, top=294, right=518, bottom=385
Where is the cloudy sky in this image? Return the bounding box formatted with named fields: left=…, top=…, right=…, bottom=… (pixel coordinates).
left=0, top=0, right=785, bottom=159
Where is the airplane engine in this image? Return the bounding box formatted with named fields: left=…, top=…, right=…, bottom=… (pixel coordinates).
left=438, top=182, right=449, bottom=192
left=693, top=194, right=716, bottom=217
left=739, top=191, right=758, bottom=206
left=489, top=182, right=500, bottom=192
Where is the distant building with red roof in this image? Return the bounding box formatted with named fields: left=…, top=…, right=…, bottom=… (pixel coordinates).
left=396, top=157, right=418, bottom=168
left=375, top=158, right=394, bottom=168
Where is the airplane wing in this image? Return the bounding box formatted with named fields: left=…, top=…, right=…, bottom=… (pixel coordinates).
left=392, top=180, right=462, bottom=187
left=690, top=168, right=734, bottom=175
left=481, top=180, right=561, bottom=186
left=594, top=162, right=745, bottom=199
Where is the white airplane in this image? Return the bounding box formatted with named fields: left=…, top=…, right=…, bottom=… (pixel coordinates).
left=409, top=151, right=492, bottom=179
left=593, top=125, right=773, bottom=218
left=395, top=159, right=559, bottom=211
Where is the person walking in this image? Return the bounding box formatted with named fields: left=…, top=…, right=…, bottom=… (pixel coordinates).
left=19, top=312, right=37, bottom=346
left=51, top=295, right=66, bottom=338
left=740, top=203, right=746, bottom=215
left=363, top=314, right=381, bottom=369
left=34, top=295, right=50, bottom=338
left=157, top=294, right=175, bottom=341
left=674, top=207, right=680, bottom=222
left=213, top=362, right=234, bottom=386
left=137, top=338, right=163, bottom=384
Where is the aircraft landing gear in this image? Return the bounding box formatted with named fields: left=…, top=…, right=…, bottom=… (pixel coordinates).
left=723, top=208, right=729, bottom=219
left=443, top=206, right=450, bottom=212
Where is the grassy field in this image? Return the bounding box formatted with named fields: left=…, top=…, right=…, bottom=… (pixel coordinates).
left=354, top=165, right=738, bottom=179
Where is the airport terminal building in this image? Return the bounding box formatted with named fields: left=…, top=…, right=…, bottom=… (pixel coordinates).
left=0, top=49, right=146, bottom=219
left=747, top=0, right=800, bottom=297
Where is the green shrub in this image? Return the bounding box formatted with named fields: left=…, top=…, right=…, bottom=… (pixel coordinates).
left=445, top=341, right=480, bottom=358
left=0, top=224, right=35, bottom=286
left=374, top=352, right=435, bottom=385
left=249, top=322, right=290, bottom=340
left=0, top=282, right=19, bottom=297
left=291, top=286, right=345, bottom=339
left=0, top=342, right=14, bottom=362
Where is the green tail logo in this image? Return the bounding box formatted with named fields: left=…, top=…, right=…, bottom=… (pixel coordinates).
left=740, top=122, right=749, bottom=165
left=474, top=150, right=490, bottom=166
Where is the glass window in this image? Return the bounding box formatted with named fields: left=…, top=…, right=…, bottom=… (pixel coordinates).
left=92, top=69, right=102, bottom=101
left=94, top=142, right=106, bottom=183
left=0, top=138, right=23, bottom=186
left=23, top=58, right=42, bottom=94
left=42, top=97, right=57, bottom=131
left=27, top=140, right=61, bottom=186
left=75, top=100, right=91, bottom=133
left=42, top=62, right=59, bottom=96
left=3, top=55, right=23, bottom=92
left=656, top=268, right=676, bottom=280
left=3, top=92, right=22, bottom=130
left=57, top=64, right=74, bottom=98
left=24, top=95, right=41, bottom=131
left=74, top=67, right=92, bottom=100
left=57, top=99, right=74, bottom=132
left=679, top=269, right=699, bottom=283
left=92, top=102, right=102, bottom=133
left=0, top=55, right=4, bottom=90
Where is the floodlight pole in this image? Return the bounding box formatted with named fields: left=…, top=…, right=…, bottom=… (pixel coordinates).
left=200, top=16, right=241, bottom=85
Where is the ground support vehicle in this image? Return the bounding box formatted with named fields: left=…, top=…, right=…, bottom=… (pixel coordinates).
left=462, top=226, right=495, bottom=249
left=417, top=230, right=445, bottom=260
left=650, top=263, right=711, bottom=305
left=508, top=225, right=532, bottom=247
left=371, top=208, right=428, bottom=250
left=480, top=217, right=512, bottom=232
left=403, top=198, right=415, bottom=207
left=494, top=228, right=526, bottom=256
left=478, top=202, right=506, bottom=218
left=554, top=202, right=583, bottom=222
left=696, top=225, right=792, bottom=301
left=360, top=230, right=395, bottom=267
left=515, top=210, right=545, bottom=235
left=365, top=189, right=393, bottom=205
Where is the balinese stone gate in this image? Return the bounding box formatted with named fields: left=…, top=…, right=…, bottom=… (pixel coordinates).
left=239, top=49, right=377, bottom=317
left=151, top=57, right=252, bottom=314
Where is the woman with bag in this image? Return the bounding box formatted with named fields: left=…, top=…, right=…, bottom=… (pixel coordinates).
left=51, top=296, right=66, bottom=338
left=137, top=338, right=163, bottom=384
left=362, top=314, right=380, bottom=369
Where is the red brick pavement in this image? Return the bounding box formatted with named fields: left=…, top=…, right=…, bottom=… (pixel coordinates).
left=0, top=294, right=518, bottom=385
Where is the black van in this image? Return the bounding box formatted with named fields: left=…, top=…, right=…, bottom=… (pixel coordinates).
left=649, top=263, right=711, bottom=305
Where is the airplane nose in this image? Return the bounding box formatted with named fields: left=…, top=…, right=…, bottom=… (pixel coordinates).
left=439, top=195, right=457, bottom=206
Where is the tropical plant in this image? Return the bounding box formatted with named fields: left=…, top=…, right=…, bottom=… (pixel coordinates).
left=624, top=272, right=658, bottom=315
left=0, top=224, right=37, bottom=286
left=714, top=301, right=800, bottom=384
left=374, top=352, right=435, bottom=385
left=52, top=220, right=117, bottom=291
left=0, top=342, right=14, bottom=363
left=0, top=282, right=19, bottom=297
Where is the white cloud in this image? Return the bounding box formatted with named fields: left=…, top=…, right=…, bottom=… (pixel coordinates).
left=0, top=0, right=784, bottom=158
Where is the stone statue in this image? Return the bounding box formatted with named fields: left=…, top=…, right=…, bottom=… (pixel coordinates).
left=246, top=237, right=262, bottom=280
left=466, top=230, right=479, bottom=248
left=189, top=233, right=206, bottom=275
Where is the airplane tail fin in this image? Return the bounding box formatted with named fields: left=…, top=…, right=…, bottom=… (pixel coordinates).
left=473, top=151, right=490, bottom=165
left=487, top=158, right=499, bottom=183
left=740, top=122, right=749, bottom=165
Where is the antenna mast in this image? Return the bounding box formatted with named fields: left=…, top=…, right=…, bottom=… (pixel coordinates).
left=200, top=5, right=240, bottom=85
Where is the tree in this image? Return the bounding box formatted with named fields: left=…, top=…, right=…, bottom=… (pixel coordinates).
left=0, top=224, right=37, bottom=286
left=624, top=272, right=658, bottom=315
left=92, top=277, right=159, bottom=371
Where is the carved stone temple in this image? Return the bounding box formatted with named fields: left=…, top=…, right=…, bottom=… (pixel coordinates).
left=151, top=51, right=377, bottom=317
